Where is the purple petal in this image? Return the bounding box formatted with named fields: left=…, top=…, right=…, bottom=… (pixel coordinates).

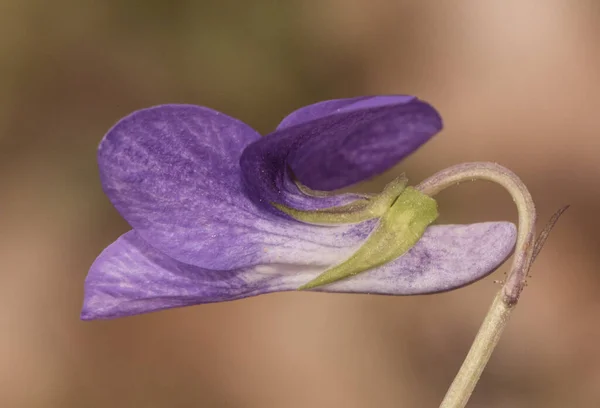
left=81, top=230, right=333, bottom=319
left=276, top=95, right=417, bottom=130
left=326, top=222, right=516, bottom=294
left=82, top=222, right=515, bottom=320
left=240, top=97, right=442, bottom=210
left=98, top=104, right=374, bottom=270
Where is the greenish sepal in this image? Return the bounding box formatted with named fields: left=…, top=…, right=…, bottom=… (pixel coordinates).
left=273, top=176, right=408, bottom=225
left=298, top=186, right=439, bottom=290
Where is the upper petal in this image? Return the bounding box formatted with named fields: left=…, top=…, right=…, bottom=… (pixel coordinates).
left=82, top=222, right=516, bottom=320
left=97, top=104, right=373, bottom=270
left=276, top=95, right=417, bottom=130
left=98, top=104, right=265, bottom=269
left=240, top=96, right=442, bottom=209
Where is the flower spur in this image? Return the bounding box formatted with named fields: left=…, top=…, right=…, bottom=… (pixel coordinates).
left=81, top=96, right=516, bottom=320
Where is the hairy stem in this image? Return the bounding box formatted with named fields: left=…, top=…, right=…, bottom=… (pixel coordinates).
left=415, top=162, right=563, bottom=408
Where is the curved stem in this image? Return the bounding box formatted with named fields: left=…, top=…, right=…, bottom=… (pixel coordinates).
left=415, top=162, right=536, bottom=408
left=416, top=162, right=536, bottom=305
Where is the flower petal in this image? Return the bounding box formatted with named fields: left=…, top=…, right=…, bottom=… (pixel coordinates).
left=276, top=95, right=417, bottom=130
left=82, top=222, right=515, bottom=320
left=81, top=230, right=327, bottom=319
left=322, top=221, right=517, bottom=294
left=241, top=96, right=442, bottom=202
left=98, top=104, right=370, bottom=270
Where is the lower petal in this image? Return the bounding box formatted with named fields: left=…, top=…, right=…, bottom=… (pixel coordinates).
left=319, top=221, right=517, bottom=294
left=81, top=230, right=325, bottom=320
left=82, top=222, right=516, bottom=320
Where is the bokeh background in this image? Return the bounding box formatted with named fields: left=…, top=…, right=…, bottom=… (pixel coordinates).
left=1, top=1, right=599, bottom=407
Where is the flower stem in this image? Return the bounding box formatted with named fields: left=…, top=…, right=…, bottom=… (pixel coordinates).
left=415, top=162, right=566, bottom=408
left=437, top=292, right=512, bottom=408
left=417, top=162, right=536, bottom=306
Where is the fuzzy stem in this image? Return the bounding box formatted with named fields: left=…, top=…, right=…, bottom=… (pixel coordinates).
left=416, top=162, right=536, bottom=408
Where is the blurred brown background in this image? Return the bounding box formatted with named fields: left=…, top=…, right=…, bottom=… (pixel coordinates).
left=1, top=1, right=599, bottom=407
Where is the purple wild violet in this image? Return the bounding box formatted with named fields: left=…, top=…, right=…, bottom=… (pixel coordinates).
left=81, top=96, right=517, bottom=320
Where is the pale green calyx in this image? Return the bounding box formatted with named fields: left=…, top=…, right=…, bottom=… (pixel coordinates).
left=273, top=176, right=409, bottom=225
left=272, top=176, right=439, bottom=289
left=298, top=186, right=438, bottom=289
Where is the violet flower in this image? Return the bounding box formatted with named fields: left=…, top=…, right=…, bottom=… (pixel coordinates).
left=82, top=96, right=516, bottom=320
